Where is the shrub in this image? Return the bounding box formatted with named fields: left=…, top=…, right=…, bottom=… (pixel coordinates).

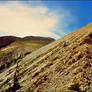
left=12, top=72, right=21, bottom=91
left=68, top=83, right=81, bottom=92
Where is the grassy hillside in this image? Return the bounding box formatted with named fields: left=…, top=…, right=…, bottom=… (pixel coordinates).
left=0, top=37, right=54, bottom=73
left=0, top=23, right=92, bottom=92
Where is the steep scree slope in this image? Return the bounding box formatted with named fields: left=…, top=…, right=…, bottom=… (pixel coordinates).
left=0, top=23, right=92, bottom=92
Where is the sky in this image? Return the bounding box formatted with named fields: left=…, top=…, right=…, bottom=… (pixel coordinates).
left=0, top=1, right=92, bottom=39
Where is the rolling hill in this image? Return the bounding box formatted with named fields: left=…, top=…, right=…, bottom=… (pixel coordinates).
left=0, top=36, right=54, bottom=73
left=0, top=23, right=92, bottom=92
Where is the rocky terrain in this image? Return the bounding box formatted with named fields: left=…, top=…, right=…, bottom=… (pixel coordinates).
left=0, top=23, right=92, bottom=92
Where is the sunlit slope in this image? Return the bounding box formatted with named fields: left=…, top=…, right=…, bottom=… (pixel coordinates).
left=0, top=23, right=92, bottom=92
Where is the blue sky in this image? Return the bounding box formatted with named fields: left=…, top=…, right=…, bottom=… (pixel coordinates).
left=0, top=1, right=92, bottom=39
left=42, top=1, right=92, bottom=34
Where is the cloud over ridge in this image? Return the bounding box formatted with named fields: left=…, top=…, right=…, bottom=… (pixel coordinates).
left=0, top=1, right=61, bottom=38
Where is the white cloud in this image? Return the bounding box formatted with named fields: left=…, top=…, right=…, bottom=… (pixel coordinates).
left=0, top=1, right=77, bottom=39
left=0, top=1, right=61, bottom=39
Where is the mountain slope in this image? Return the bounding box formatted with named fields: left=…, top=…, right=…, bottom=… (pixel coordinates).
left=0, top=36, right=21, bottom=49
left=0, top=36, right=54, bottom=73
left=0, top=23, right=92, bottom=92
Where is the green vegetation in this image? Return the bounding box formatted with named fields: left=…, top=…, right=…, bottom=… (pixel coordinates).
left=0, top=39, right=53, bottom=73
left=0, top=48, right=14, bottom=59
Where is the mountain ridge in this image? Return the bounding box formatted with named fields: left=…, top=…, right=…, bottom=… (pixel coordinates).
left=0, top=36, right=55, bottom=49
